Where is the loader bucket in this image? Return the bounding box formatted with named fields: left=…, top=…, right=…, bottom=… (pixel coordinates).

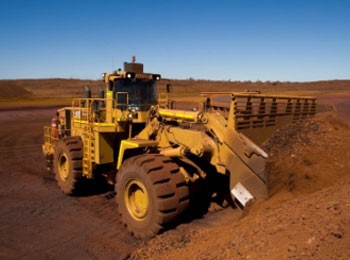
left=220, top=126, right=269, bottom=205
left=202, top=92, right=316, bottom=205
left=203, top=92, right=316, bottom=145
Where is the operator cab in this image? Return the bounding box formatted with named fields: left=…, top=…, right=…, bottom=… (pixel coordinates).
left=104, top=57, right=161, bottom=111
left=113, top=77, right=157, bottom=111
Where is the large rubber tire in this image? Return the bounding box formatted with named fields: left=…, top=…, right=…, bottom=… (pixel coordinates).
left=53, top=137, right=83, bottom=195
left=116, top=154, right=189, bottom=238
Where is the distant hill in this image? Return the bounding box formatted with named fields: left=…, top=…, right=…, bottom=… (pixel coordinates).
left=0, top=81, right=33, bottom=98
left=0, top=79, right=102, bottom=98
left=0, top=78, right=349, bottom=99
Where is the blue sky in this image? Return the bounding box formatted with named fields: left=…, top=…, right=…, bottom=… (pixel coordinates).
left=1, top=0, right=349, bottom=81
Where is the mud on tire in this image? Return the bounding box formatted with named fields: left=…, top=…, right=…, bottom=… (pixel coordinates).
left=116, top=154, right=189, bottom=238
left=53, top=137, right=83, bottom=195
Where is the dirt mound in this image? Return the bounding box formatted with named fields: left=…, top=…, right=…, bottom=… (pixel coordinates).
left=0, top=81, right=32, bottom=98
left=132, top=179, right=350, bottom=259
left=265, top=113, right=350, bottom=198
left=131, top=113, right=350, bottom=259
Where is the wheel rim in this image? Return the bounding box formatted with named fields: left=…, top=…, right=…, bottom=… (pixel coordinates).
left=125, top=179, right=149, bottom=221
left=58, top=152, right=69, bottom=181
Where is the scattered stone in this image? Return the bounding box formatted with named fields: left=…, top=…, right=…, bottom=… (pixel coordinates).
left=306, top=236, right=316, bottom=245
left=288, top=244, right=297, bottom=252
left=326, top=201, right=340, bottom=213
left=331, top=230, right=343, bottom=239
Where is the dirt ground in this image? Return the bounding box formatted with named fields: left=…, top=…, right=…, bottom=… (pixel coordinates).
left=0, top=92, right=349, bottom=259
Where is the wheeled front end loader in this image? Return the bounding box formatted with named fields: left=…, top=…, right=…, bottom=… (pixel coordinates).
left=42, top=60, right=316, bottom=238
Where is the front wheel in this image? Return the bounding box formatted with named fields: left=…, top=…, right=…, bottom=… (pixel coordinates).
left=116, top=154, right=189, bottom=238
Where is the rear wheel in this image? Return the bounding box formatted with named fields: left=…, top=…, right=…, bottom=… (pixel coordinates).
left=116, top=154, right=189, bottom=238
left=53, top=137, right=83, bottom=195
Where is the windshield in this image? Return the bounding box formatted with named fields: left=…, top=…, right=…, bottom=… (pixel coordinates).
left=113, top=78, right=158, bottom=110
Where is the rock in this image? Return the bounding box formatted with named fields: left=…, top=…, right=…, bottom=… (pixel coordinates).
left=306, top=236, right=316, bottom=245
left=326, top=201, right=340, bottom=214
left=331, top=230, right=343, bottom=239
left=288, top=244, right=297, bottom=252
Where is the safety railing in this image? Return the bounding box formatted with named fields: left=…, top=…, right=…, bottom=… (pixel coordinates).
left=158, top=92, right=171, bottom=108
left=71, top=98, right=108, bottom=123
left=43, top=126, right=61, bottom=144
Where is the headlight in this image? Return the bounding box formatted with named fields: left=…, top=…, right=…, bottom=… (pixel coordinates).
left=152, top=74, right=161, bottom=81
left=126, top=72, right=135, bottom=79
